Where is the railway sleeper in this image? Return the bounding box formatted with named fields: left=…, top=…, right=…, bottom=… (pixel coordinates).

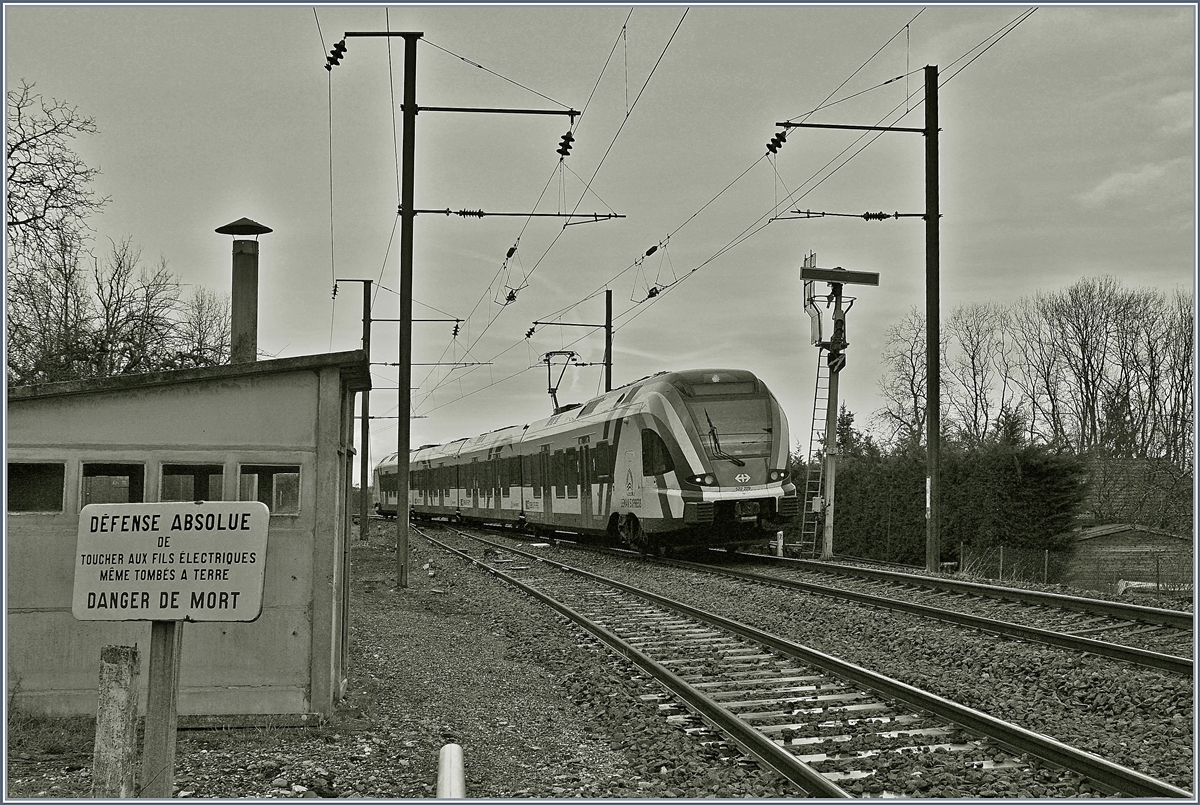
left=689, top=673, right=827, bottom=690
left=799, top=741, right=1022, bottom=766
left=781, top=727, right=958, bottom=747
left=706, top=684, right=842, bottom=702
left=757, top=713, right=925, bottom=734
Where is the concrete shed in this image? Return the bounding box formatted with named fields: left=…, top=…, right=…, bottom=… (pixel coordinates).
left=6, top=350, right=369, bottom=720
left=1059, top=524, right=1194, bottom=595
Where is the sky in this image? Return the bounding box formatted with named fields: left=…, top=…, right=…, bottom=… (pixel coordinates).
left=5, top=3, right=1195, bottom=486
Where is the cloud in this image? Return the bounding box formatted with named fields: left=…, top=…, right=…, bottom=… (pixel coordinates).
left=1154, top=90, right=1193, bottom=136
left=1076, top=162, right=1170, bottom=208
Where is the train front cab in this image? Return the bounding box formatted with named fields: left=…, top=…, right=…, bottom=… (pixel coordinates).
left=656, top=370, right=799, bottom=541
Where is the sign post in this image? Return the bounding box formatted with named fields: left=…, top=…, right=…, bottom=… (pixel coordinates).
left=73, top=501, right=269, bottom=797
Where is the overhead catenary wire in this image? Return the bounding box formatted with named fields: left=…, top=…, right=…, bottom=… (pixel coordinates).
left=418, top=8, right=923, bottom=413
left=413, top=9, right=1036, bottom=419
left=414, top=10, right=685, bottom=413
left=407, top=13, right=635, bottom=402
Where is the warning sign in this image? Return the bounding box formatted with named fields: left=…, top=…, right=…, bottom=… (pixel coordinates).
left=72, top=501, right=269, bottom=622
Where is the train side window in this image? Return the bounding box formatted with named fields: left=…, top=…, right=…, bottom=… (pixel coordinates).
left=161, top=464, right=224, bottom=502
left=593, top=442, right=612, bottom=481
left=239, top=465, right=300, bottom=514
left=531, top=452, right=543, bottom=498
left=566, top=447, right=579, bottom=499
left=82, top=463, right=145, bottom=505
left=641, top=430, right=674, bottom=477
left=8, top=462, right=65, bottom=513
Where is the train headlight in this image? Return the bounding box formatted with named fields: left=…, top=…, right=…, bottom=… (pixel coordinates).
left=768, top=469, right=790, bottom=482
left=686, top=473, right=717, bottom=486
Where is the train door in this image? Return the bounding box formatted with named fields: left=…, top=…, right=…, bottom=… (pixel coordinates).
left=492, top=454, right=502, bottom=516
left=542, top=446, right=554, bottom=517
left=579, top=441, right=592, bottom=529
left=470, top=459, right=479, bottom=512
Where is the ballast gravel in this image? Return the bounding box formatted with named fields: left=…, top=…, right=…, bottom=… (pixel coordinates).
left=8, top=526, right=791, bottom=799
left=7, top=523, right=1193, bottom=798
left=521, top=540, right=1194, bottom=793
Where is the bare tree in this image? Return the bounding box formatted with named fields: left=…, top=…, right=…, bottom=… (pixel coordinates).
left=6, top=82, right=234, bottom=386
left=1009, top=293, right=1069, bottom=447
left=5, top=224, right=94, bottom=383
left=174, top=287, right=231, bottom=368
left=943, top=302, right=1009, bottom=445
left=1159, top=287, right=1193, bottom=469
left=874, top=307, right=929, bottom=448
left=6, top=80, right=109, bottom=273
left=89, top=238, right=182, bottom=377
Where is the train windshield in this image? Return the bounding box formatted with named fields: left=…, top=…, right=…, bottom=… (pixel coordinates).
left=684, top=396, right=773, bottom=460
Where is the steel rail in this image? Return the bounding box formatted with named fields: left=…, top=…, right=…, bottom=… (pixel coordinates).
left=413, top=525, right=851, bottom=798
left=659, top=556, right=1192, bottom=675
left=763, top=555, right=1194, bottom=629
left=434, top=528, right=1192, bottom=799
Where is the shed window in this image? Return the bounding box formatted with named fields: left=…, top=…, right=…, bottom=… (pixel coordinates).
left=641, top=430, right=674, bottom=477
left=7, top=463, right=65, bottom=513
left=161, top=464, right=224, bottom=502
left=82, top=463, right=145, bottom=505
left=239, top=465, right=300, bottom=514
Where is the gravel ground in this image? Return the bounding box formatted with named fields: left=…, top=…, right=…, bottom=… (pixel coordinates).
left=7, top=522, right=1194, bottom=798
left=7, top=522, right=792, bottom=798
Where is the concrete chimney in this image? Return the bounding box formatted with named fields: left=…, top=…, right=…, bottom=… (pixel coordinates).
left=215, top=217, right=272, bottom=363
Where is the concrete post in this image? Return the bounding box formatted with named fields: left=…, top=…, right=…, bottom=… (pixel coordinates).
left=91, top=645, right=140, bottom=798
left=437, top=743, right=466, bottom=798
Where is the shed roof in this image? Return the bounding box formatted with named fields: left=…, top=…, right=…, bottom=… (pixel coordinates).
left=7, top=350, right=371, bottom=402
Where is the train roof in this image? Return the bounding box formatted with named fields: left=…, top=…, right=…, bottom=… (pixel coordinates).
left=380, top=368, right=772, bottom=469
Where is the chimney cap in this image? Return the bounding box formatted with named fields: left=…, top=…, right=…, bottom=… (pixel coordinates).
left=216, top=217, right=273, bottom=236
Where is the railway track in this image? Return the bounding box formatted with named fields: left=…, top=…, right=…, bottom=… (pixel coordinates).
left=439, top=520, right=1193, bottom=673
left=415, top=523, right=1191, bottom=798
left=654, top=553, right=1194, bottom=675
left=727, top=552, right=1194, bottom=659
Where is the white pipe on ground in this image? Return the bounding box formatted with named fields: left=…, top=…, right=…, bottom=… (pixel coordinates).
left=436, top=743, right=465, bottom=798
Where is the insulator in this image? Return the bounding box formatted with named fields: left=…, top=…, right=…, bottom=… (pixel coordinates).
left=506, top=246, right=517, bottom=259
left=458, top=209, right=485, bottom=218
left=862, top=211, right=891, bottom=221
left=645, top=245, right=658, bottom=257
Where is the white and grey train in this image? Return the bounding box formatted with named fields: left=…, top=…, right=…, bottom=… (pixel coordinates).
left=373, top=368, right=799, bottom=553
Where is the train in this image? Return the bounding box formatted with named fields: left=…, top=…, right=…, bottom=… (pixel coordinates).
left=373, top=368, right=799, bottom=553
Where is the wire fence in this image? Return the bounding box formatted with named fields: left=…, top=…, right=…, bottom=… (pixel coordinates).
left=950, top=541, right=1193, bottom=595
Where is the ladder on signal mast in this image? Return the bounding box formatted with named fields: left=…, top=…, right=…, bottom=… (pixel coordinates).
left=795, top=350, right=830, bottom=558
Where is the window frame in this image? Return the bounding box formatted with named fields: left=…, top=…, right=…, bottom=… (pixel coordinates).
left=81, top=462, right=146, bottom=507
left=160, top=463, right=225, bottom=503
left=7, top=461, right=67, bottom=514
left=238, top=463, right=302, bottom=515
left=641, top=429, right=675, bottom=477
